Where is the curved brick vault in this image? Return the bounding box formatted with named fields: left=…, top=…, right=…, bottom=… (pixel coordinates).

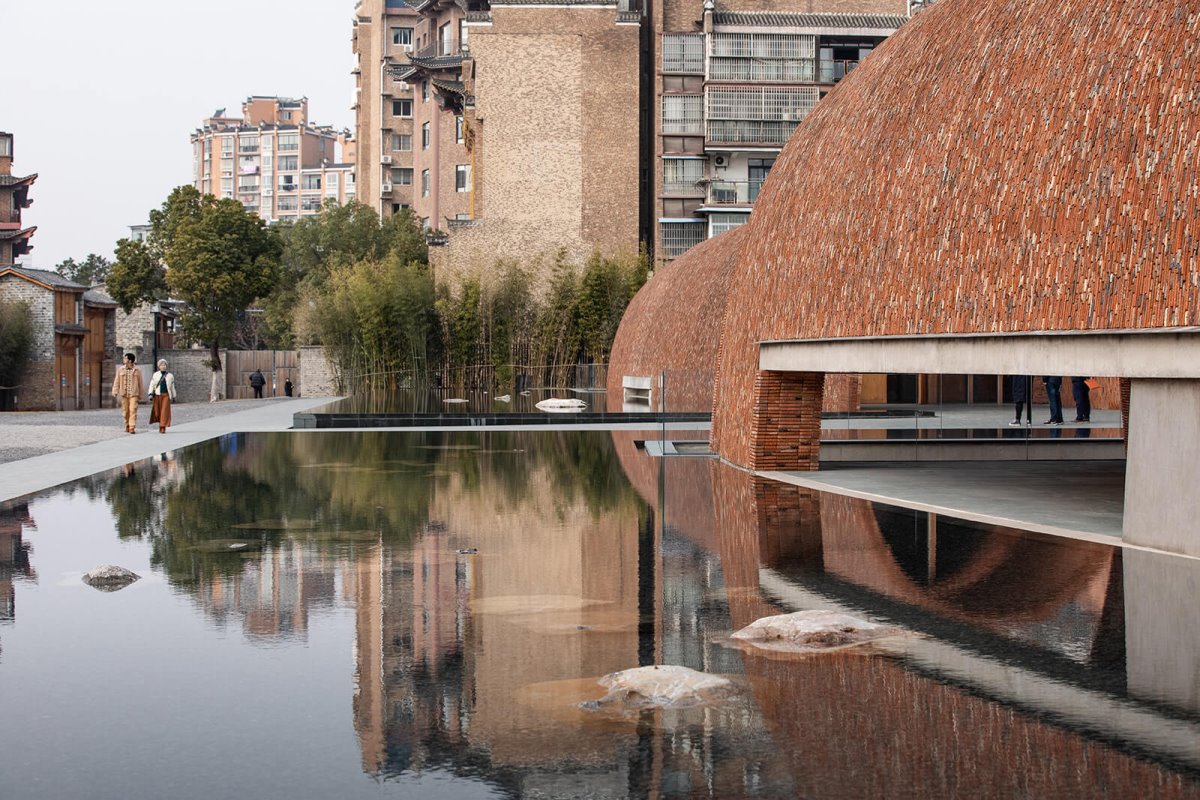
left=708, top=0, right=1200, bottom=468
left=607, top=225, right=748, bottom=413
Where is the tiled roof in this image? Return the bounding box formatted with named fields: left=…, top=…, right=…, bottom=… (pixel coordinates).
left=712, top=12, right=908, bottom=29
left=0, top=173, right=37, bottom=188
left=432, top=79, right=466, bottom=96
left=408, top=53, right=464, bottom=70
left=0, top=228, right=37, bottom=243
left=0, top=264, right=86, bottom=291
left=83, top=288, right=118, bottom=307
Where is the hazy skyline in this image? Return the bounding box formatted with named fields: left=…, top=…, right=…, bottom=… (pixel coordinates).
left=4, top=0, right=356, bottom=271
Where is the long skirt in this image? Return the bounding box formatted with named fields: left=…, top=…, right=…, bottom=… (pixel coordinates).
left=150, top=393, right=172, bottom=430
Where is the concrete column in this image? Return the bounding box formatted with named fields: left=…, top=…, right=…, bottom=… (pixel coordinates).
left=1124, top=549, right=1200, bottom=714
left=748, top=370, right=824, bottom=471
left=1122, top=379, right=1200, bottom=556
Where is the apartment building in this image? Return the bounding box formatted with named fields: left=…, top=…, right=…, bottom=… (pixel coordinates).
left=0, top=132, right=36, bottom=267
left=191, top=96, right=356, bottom=224
left=353, top=0, right=917, bottom=276
left=353, top=0, right=641, bottom=288
left=653, top=1, right=912, bottom=262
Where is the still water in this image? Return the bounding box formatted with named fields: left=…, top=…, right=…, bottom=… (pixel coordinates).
left=1, top=430, right=1198, bottom=799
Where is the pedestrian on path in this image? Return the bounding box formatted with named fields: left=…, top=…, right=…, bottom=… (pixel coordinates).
left=1009, top=375, right=1032, bottom=426
left=250, top=369, right=266, bottom=399
left=111, top=353, right=144, bottom=434
left=1071, top=376, right=1092, bottom=422
left=148, top=359, right=177, bottom=434
left=1043, top=375, right=1064, bottom=425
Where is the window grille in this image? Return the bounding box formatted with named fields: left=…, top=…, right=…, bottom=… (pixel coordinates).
left=662, top=159, right=704, bottom=194
left=706, top=86, right=818, bottom=121
left=709, top=58, right=814, bottom=82
left=711, top=33, right=814, bottom=59
left=662, top=95, right=703, bottom=134
left=662, top=34, right=704, bottom=73
left=710, top=213, right=748, bottom=236
left=659, top=221, right=707, bottom=258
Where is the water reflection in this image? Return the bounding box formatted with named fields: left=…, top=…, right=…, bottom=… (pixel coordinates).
left=1, top=431, right=1198, bottom=798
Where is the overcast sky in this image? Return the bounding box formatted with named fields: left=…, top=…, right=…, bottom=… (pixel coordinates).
left=5, top=0, right=355, bottom=270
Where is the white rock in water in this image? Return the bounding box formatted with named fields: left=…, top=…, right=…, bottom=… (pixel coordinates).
left=81, top=565, right=141, bottom=591
left=731, top=610, right=897, bottom=652
left=587, top=665, right=733, bottom=710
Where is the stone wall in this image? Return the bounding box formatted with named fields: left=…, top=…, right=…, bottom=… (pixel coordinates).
left=0, top=275, right=56, bottom=410
left=299, top=346, right=338, bottom=397
left=115, top=305, right=153, bottom=359
left=156, top=348, right=222, bottom=404
left=712, top=0, right=1200, bottom=467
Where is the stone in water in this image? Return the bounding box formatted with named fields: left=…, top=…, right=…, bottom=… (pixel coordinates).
left=81, top=565, right=141, bottom=591
left=731, top=610, right=898, bottom=653
left=584, top=665, right=733, bottom=710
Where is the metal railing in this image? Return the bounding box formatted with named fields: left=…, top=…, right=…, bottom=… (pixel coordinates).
left=705, top=180, right=764, bottom=205
left=818, top=59, right=859, bottom=83
left=706, top=120, right=798, bottom=145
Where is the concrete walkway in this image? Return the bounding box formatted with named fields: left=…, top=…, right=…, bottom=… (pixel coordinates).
left=763, top=460, right=1127, bottom=546
left=0, top=397, right=332, bottom=503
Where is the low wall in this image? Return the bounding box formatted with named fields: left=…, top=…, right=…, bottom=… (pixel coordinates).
left=299, top=346, right=338, bottom=397
left=155, top=348, right=224, bottom=404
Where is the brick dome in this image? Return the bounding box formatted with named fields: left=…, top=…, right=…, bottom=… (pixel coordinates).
left=713, top=0, right=1200, bottom=465
left=607, top=225, right=747, bottom=412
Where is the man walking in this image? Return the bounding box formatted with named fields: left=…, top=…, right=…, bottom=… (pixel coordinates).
left=1071, top=376, right=1092, bottom=422
left=111, top=353, right=144, bottom=433
left=1043, top=375, right=1064, bottom=425
left=249, top=369, right=266, bottom=399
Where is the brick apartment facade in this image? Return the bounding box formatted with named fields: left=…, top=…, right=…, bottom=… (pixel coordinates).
left=352, top=0, right=917, bottom=286
left=191, top=96, right=356, bottom=224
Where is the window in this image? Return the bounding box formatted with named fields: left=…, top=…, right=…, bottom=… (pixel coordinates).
left=455, top=116, right=464, bottom=144
left=220, top=136, right=234, bottom=156
left=221, top=178, right=233, bottom=193
left=455, top=164, right=471, bottom=192
left=705, top=86, right=819, bottom=144
left=301, top=196, right=323, bottom=212
left=391, top=26, right=413, bottom=46
left=659, top=221, right=706, bottom=258
left=459, top=19, right=469, bottom=51
left=277, top=196, right=298, bottom=211
left=0, top=134, right=13, bottom=157
left=661, top=96, right=703, bottom=134
left=421, top=169, right=430, bottom=197
left=392, top=99, right=412, bottom=117
left=239, top=135, right=259, bottom=152
left=279, top=175, right=296, bottom=190
left=220, top=157, right=234, bottom=176
left=710, top=213, right=748, bottom=237
left=327, top=173, right=340, bottom=188
left=662, top=159, right=703, bottom=194
left=278, top=133, right=299, bottom=151
left=392, top=133, right=412, bottom=151
left=662, top=34, right=703, bottom=73
left=278, top=155, right=298, bottom=171
left=422, top=122, right=430, bottom=149
left=710, top=33, right=815, bottom=82
left=392, top=167, right=413, bottom=185
left=439, top=22, right=452, bottom=55
left=301, top=174, right=322, bottom=190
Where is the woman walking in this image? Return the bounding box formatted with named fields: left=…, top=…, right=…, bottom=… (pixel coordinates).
left=148, top=359, right=177, bottom=434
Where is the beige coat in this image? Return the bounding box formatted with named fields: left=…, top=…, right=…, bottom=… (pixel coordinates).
left=111, top=365, right=144, bottom=398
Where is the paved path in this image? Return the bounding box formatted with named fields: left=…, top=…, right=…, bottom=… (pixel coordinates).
left=0, top=397, right=333, bottom=502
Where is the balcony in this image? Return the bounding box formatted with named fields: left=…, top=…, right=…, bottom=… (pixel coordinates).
left=706, top=120, right=798, bottom=146
left=705, top=180, right=763, bottom=206
left=239, top=144, right=260, bottom=154
left=238, top=185, right=260, bottom=194
left=818, top=59, right=859, bottom=84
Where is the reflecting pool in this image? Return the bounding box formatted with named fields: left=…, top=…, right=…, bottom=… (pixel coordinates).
left=1, top=430, right=1198, bottom=799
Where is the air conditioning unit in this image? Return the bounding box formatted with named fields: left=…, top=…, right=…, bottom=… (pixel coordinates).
left=381, top=155, right=393, bottom=164
left=403, top=44, right=414, bottom=53
left=263, top=189, right=274, bottom=196
left=712, top=155, right=728, bottom=168
left=381, top=183, right=394, bottom=194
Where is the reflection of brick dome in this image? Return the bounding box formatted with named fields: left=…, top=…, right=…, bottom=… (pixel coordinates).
left=712, top=0, right=1200, bottom=464
left=607, top=225, right=747, bottom=412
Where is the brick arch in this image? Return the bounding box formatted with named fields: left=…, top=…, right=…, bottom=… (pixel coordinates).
left=711, top=0, right=1200, bottom=467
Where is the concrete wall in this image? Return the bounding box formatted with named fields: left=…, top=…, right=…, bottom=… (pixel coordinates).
left=299, top=346, right=338, bottom=396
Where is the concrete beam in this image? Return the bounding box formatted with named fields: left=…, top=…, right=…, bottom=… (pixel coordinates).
left=759, top=329, right=1200, bottom=378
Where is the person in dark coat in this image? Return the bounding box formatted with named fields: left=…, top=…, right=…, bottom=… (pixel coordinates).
left=250, top=369, right=266, bottom=399
left=1043, top=375, right=1064, bottom=424
left=283, top=378, right=294, bottom=397
left=1070, top=376, right=1091, bottom=422
left=1009, top=375, right=1032, bottom=426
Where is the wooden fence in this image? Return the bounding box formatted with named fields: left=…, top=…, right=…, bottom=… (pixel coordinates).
left=225, top=350, right=299, bottom=399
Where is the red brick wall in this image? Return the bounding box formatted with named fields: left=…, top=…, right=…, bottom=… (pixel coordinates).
left=712, top=0, right=1200, bottom=467
left=749, top=370, right=824, bottom=471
